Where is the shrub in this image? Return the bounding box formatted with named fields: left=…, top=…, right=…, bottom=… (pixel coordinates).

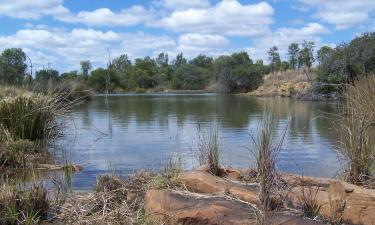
left=338, top=76, right=375, bottom=185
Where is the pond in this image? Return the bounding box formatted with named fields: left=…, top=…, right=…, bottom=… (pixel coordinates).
left=59, top=94, right=341, bottom=190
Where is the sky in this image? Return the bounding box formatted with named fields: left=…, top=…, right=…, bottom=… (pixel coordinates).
left=0, top=0, right=374, bottom=72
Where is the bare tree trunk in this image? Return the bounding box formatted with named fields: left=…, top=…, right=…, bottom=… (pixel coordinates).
left=106, top=49, right=112, bottom=96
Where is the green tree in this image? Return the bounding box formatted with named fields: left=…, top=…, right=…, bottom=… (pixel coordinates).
left=268, top=46, right=281, bottom=73
left=174, top=53, right=187, bottom=67
left=299, top=41, right=315, bottom=80
left=317, top=46, right=332, bottom=66
left=80, top=60, right=92, bottom=78
left=88, top=68, right=119, bottom=92
left=171, top=64, right=208, bottom=90
left=35, top=68, right=59, bottom=82
left=0, top=48, right=27, bottom=85
left=60, top=70, right=79, bottom=80
left=288, top=43, right=299, bottom=69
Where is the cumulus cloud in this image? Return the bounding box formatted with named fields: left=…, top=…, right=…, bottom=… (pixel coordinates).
left=297, top=0, right=375, bottom=29
left=151, top=0, right=274, bottom=36
left=0, top=28, right=176, bottom=71
left=177, top=34, right=229, bottom=55
left=0, top=0, right=68, bottom=19
left=57, top=6, right=154, bottom=27
left=249, top=23, right=329, bottom=61
left=154, top=0, right=210, bottom=10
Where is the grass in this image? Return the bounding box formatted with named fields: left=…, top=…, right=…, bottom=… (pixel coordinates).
left=55, top=155, right=184, bottom=225
left=338, top=76, right=375, bottom=186
left=33, top=80, right=94, bottom=103
left=298, top=185, right=321, bottom=219
left=197, top=124, right=223, bottom=176
left=0, top=92, right=73, bottom=168
left=0, top=183, right=49, bottom=225
left=251, top=111, right=288, bottom=225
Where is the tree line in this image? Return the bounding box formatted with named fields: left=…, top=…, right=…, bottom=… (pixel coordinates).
left=1, top=32, right=374, bottom=94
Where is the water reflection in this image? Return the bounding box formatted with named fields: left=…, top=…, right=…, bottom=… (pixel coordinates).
left=60, top=94, right=341, bottom=190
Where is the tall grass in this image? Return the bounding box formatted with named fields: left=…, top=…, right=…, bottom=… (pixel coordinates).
left=197, top=124, right=222, bottom=176
left=0, top=92, right=72, bottom=168
left=0, top=183, right=49, bottom=225
left=0, top=93, right=68, bottom=141
left=251, top=111, right=288, bottom=225
left=338, top=76, right=375, bottom=185
left=32, top=80, right=94, bottom=102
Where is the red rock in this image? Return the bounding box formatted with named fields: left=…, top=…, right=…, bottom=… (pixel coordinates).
left=144, top=189, right=323, bottom=225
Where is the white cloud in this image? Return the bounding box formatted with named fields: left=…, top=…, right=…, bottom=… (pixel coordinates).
left=121, top=32, right=176, bottom=58
left=178, top=33, right=229, bottom=55
left=0, top=0, right=68, bottom=19
left=298, top=0, right=375, bottom=29
left=151, top=0, right=274, bottom=36
left=0, top=28, right=176, bottom=71
left=155, top=0, right=210, bottom=10
left=57, top=6, right=154, bottom=27
left=249, top=23, right=329, bottom=61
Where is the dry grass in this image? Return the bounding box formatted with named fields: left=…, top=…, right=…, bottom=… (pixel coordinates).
left=0, top=183, right=49, bottom=225
left=338, top=76, right=375, bottom=186
left=249, top=70, right=312, bottom=97
left=55, top=155, right=184, bottom=225
left=298, top=185, right=321, bottom=219
left=251, top=111, right=288, bottom=225
left=197, top=124, right=223, bottom=176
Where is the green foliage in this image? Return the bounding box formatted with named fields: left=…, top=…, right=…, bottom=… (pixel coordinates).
left=216, top=53, right=264, bottom=93
left=0, top=48, right=27, bottom=85
left=88, top=68, right=119, bottom=92
left=172, top=64, right=208, bottom=90
left=288, top=43, right=299, bottom=70
left=317, top=32, right=375, bottom=87
left=80, top=60, right=92, bottom=77
left=299, top=41, right=315, bottom=70
left=268, top=46, right=281, bottom=73
left=35, top=68, right=59, bottom=83
left=0, top=94, right=64, bottom=141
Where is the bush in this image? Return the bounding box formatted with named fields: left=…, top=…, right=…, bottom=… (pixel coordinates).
left=338, top=76, right=375, bottom=185
left=0, top=94, right=66, bottom=141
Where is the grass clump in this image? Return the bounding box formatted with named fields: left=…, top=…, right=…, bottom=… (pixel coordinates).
left=197, top=125, right=223, bottom=176
left=338, top=76, right=375, bottom=186
left=0, top=93, right=70, bottom=168
left=251, top=111, right=288, bottom=225
left=0, top=93, right=66, bottom=141
left=298, top=185, right=321, bottom=219
left=0, top=183, right=49, bottom=225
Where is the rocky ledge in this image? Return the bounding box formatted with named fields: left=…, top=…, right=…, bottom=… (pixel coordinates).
left=144, top=168, right=375, bottom=225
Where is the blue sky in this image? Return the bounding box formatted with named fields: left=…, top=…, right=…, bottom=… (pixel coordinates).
left=0, top=0, right=374, bottom=72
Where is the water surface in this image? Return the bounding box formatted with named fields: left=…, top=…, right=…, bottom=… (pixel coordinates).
left=60, top=94, right=341, bottom=190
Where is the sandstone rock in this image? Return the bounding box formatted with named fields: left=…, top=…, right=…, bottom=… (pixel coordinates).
left=287, top=179, right=375, bottom=225
left=144, top=189, right=323, bottom=225
left=180, top=171, right=259, bottom=204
